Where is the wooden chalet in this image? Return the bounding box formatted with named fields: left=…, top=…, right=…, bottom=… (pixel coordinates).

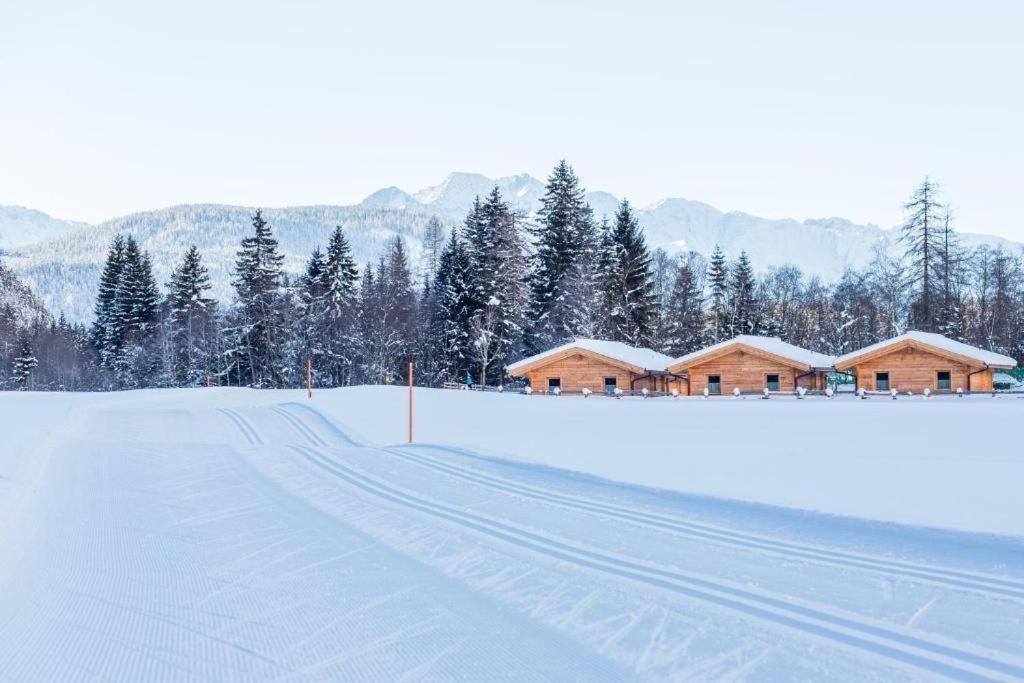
left=506, top=339, right=678, bottom=394
left=834, top=331, right=1017, bottom=393
left=666, top=335, right=834, bottom=396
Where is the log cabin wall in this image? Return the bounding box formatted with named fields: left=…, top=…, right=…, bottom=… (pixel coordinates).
left=523, top=353, right=639, bottom=393
left=848, top=345, right=991, bottom=392
left=683, top=349, right=801, bottom=395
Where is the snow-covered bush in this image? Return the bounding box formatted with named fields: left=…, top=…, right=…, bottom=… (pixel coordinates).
left=891, top=388, right=898, bottom=400
left=796, top=386, right=807, bottom=399
left=524, top=386, right=532, bottom=395
left=702, top=387, right=709, bottom=399
left=825, top=386, right=834, bottom=398
left=641, top=387, right=649, bottom=398
left=552, top=386, right=561, bottom=397
left=957, top=387, right=964, bottom=397
left=858, top=387, right=866, bottom=399
left=613, top=387, right=623, bottom=399
left=923, top=387, right=931, bottom=398
left=761, top=387, right=770, bottom=399
left=581, top=387, right=592, bottom=397
left=732, top=387, right=741, bottom=398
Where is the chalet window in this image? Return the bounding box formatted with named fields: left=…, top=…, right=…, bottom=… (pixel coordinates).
left=604, top=377, right=617, bottom=393
left=707, top=375, right=721, bottom=395
left=547, top=377, right=560, bottom=392
left=937, top=371, right=951, bottom=390
left=766, top=374, right=780, bottom=392
left=876, top=372, right=890, bottom=391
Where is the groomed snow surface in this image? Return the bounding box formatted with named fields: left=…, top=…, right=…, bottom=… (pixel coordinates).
left=1, top=388, right=1022, bottom=681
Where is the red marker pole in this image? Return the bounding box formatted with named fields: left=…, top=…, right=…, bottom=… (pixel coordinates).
left=408, top=361, right=414, bottom=444
left=307, top=359, right=312, bottom=399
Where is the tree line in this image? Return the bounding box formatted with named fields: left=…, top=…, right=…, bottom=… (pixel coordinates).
left=2, top=163, right=1023, bottom=390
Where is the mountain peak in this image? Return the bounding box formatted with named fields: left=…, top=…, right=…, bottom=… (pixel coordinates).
left=361, top=186, right=417, bottom=210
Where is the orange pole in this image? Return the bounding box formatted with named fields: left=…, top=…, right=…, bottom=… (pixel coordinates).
left=307, top=358, right=312, bottom=399
left=408, top=361, right=414, bottom=443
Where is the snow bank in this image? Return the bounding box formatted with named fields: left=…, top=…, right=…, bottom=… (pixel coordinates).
left=312, top=386, right=1024, bottom=538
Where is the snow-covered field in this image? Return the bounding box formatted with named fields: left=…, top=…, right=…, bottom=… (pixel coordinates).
left=1, top=388, right=1022, bottom=680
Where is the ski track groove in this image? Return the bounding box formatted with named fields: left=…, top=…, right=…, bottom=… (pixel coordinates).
left=221, top=403, right=1024, bottom=681
left=287, top=443, right=1024, bottom=682
left=277, top=401, right=1024, bottom=602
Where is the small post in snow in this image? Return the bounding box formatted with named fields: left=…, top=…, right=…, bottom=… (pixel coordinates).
left=408, top=361, right=414, bottom=444
left=307, top=359, right=313, bottom=399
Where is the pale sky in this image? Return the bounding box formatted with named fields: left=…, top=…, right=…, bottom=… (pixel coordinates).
left=2, top=1, right=1022, bottom=239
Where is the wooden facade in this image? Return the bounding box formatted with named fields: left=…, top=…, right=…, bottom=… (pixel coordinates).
left=835, top=339, right=996, bottom=393
left=667, top=340, right=829, bottom=396
left=507, top=346, right=674, bottom=394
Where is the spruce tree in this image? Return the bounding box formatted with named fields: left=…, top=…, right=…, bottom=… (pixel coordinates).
left=92, top=235, right=127, bottom=369
left=705, top=245, right=729, bottom=342
left=526, top=160, right=597, bottom=352
left=464, top=187, right=528, bottom=383
left=318, top=226, right=360, bottom=385
left=166, top=245, right=216, bottom=386
left=229, top=209, right=286, bottom=387
left=601, top=200, right=659, bottom=347
left=728, top=251, right=756, bottom=335
left=433, top=229, right=473, bottom=382
left=900, top=177, right=944, bottom=331
left=661, top=255, right=705, bottom=356
left=12, top=333, right=37, bottom=389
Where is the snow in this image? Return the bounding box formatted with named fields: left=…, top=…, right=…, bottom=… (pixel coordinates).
left=672, top=334, right=836, bottom=370
left=2, top=387, right=1024, bottom=680
left=507, top=338, right=675, bottom=374
left=835, top=331, right=1018, bottom=369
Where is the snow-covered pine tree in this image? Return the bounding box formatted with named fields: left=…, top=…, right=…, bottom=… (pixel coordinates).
left=705, top=245, right=729, bottom=342
left=660, top=254, right=705, bottom=356
left=465, top=187, right=528, bottom=384
left=900, top=177, right=944, bottom=332
left=382, top=237, right=417, bottom=382
left=11, top=333, right=37, bottom=389
left=318, top=226, right=360, bottom=386
left=228, top=209, right=287, bottom=388
left=91, top=235, right=127, bottom=371
left=728, top=251, right=756, bottom=336
left=433, top=229, right=473, bottom=382
left=601, top=200, right=659, bottom=347
left=166, top=245, right=217, bottom=386
left=100, top=236, right=161, bottom=388
left=525, top=160, right=598, bottom=352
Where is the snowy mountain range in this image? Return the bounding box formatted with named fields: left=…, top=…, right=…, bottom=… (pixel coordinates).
left=1, top=171, right=1020, bottom=322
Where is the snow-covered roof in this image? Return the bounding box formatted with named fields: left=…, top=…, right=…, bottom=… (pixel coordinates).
left=506, top=339, right=675, bottom=375
left=669, top=335, right=836, bottom=371
left=835, top=331, right=1017, bottom=369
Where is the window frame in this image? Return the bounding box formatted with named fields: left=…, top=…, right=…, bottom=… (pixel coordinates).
left=765, top=373, right=781, bottom=392
left=547, top=377, right=561, bottom=392
left=875, top=371, right=890, bottom=391
left=707, top=374, right=722, bottom=395
left=936, top=370, right=951, bottom=391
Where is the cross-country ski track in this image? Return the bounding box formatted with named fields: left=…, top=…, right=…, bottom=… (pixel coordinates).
left=1, top=389, right=1022, bottom=681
